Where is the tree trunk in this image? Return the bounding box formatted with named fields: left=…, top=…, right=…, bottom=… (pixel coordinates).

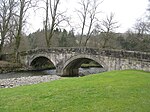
left=14, top=0, right=24, bottom=62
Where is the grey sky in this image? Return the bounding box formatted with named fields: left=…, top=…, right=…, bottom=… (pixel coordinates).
left=27, top=0, right=148, bottom=34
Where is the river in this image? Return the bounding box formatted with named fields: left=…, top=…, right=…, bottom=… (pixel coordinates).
left=0, top=67, right=105, bottom=79
left=0, top=67, right=105, bottom=88
left=0, top=70, right=56, bottom=79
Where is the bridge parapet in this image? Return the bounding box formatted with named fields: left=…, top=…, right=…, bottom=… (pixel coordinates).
left=1, top=48, right=150, bottom=63
left=19, top=47, right=150, bottom=61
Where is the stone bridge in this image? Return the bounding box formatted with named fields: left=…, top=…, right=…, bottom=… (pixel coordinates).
left=15, top=47, right=150, bottom=76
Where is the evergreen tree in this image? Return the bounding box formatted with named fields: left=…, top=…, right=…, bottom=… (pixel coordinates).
left=59, top=29, right=68, bottom=47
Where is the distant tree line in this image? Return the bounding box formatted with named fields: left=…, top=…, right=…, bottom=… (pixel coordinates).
left=3, top=27, right=150, bottom=53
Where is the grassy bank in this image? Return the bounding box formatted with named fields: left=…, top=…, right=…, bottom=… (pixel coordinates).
left=0, top=70, right=150, bottom=112
left=81, top=63, right=101, bottom=68
left=0, top=61, right=22, bottom=73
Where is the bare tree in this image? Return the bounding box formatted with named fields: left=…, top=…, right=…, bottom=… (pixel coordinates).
left=76, top=0, right=90, bottom=46
left=133, top=18, right=150, bottom=37
left=13, top=0, right=38, bottom=61
left=14, top=0, right=25, bottom=57
left=44, top=0, right=49, bottom=47
left=97, top=13, right=119, bottom=48
left=84, top=0, right=101, bottom=46
left=43, top=0, right=69, bottom=48
left=0, top=0, right=16, bottom=54
left=76, top=0, right=102, bottom=46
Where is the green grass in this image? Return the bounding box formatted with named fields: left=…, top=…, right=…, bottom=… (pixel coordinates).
left=81, top=63, right=101, bottom=68
left=0, top=70, right=150, bottom=112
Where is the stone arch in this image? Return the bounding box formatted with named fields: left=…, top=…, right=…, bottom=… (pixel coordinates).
left=29, top=54, right=56, bottom=69
left=61, top=55, right=108, bottom=76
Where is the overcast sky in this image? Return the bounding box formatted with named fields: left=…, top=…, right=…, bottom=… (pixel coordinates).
left=27, top=0, right=149, bottom=34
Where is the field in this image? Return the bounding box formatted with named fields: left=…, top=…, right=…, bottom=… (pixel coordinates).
left=0, top=70, right=150, bottom=112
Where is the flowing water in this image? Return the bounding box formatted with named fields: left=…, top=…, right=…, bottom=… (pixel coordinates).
left=0, top=67, right=105, bottom=88
left=0, top=67, right=105, bottom=79
left=79, top=67, right=105, bottom=76
left=0, top=69, right=56, bottom=79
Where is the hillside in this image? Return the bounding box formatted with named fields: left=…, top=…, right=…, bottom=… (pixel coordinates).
left=0, top=70, right=150, bottom=112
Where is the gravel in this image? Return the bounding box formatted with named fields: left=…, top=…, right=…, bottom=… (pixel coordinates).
left=0, top=75, right=61, bottom=88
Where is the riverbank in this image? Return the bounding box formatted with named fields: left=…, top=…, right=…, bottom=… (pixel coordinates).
left=0, top=74, right=60, bottom=88
left=0, top=60, right=104, bottom=88
left=0, top=67, right=105, bottom=88
left=0, top=61, right=23, bottom=73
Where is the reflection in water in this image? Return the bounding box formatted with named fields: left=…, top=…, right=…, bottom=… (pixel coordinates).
left=0, top=67, right=104, bottom=79
left=79, top=67, right=105, bottom=76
